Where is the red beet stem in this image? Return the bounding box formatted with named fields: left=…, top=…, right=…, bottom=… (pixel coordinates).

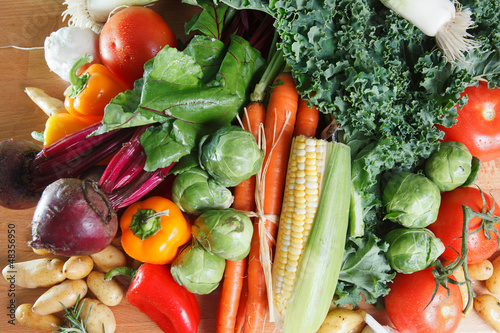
left=106, top=163, right=174, bottom=210
left=29, top=123, right=134, bottom=189
left=98, top=126, right=174, bottom=210
left=98, top=126, right=147, bottom=193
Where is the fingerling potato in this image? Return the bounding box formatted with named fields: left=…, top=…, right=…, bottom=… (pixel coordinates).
left=15, top=303, right=62, bottom=331
left=486, top=256, right=500, bottom=294
left=63, top=256, right=94, bottom=280
left=469, top=259, right=494, bottom=281
left=90, top=244, right=127, bottom=273
left=317, top=308, right=366, bottom=333
left=79, top=298, right=116, bottom=333
left=474, top=293, right=500, bottom=331
left=86, top=271, right=124, bottom=306
left=2, top=258, right=65, bottom=288
left=32, top=279, right=88, bottom=315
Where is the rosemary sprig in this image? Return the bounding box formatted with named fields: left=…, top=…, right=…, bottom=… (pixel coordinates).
left=53, top=295, right=92, bottom=333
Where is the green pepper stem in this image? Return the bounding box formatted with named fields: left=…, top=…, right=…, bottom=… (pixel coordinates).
left=67, top=53, right=93, bottom=98
left=129, top=209, right=169, bottom=241
left=105, top=266, right=138, bottom=281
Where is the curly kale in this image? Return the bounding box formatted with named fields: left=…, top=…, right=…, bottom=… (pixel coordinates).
left=337, top=233, right=395, bottom=305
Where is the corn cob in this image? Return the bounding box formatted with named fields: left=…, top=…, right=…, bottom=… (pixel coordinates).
left=271, top=135, right=351, bottom=333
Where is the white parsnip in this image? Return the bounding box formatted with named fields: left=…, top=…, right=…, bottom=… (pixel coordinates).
left=24, top=87, right=66, bottom=117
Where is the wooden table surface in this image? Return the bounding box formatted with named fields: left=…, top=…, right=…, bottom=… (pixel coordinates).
left=0, top=1, right=499, bottom=332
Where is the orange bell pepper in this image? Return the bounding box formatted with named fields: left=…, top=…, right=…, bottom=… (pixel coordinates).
left=64, top=53, right=129, bottom=121
left=43, top=112, right=96, bottom=146
left=120, top=196, right=191, bottom=265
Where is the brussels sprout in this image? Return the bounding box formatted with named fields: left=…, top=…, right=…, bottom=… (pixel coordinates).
left=172, top=167, right=233, bottom=215
left=424, top=141, right=473, bottom=191
left=383, top=172, right=441, bottom=228
left=385, top=228, right=445, bottom=274
left=199, top=126, right=264, bottom=187
left=193, top=209, right=253, bottom=261
left=170, top=241, right=226, bottom=295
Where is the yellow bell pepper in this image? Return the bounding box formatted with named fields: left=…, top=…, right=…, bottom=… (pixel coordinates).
left=43, top=112, right=96, bottom=146
left=120, top=196, right=191, bottom=265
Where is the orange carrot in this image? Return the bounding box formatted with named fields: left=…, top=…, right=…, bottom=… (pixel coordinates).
left=293, top=97, right=320, bottom=138
left=262, top=73, right=300, bottom=217
left=214, top=101, right=266, bottom=333
left=215, top=259, right=248, bottom=333
left=234, top=273, right=249, bottom=333
left=243, top=72, right=299, bottom=332
left=243, top=222, right=268, bottom=332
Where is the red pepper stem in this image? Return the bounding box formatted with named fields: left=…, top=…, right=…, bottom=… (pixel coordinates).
left=105, top=266, right=138, bottom=281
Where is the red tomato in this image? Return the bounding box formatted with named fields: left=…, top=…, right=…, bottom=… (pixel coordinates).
left=427, top=186, right=500, bottom=264
left=99, top=7, right=178, bottom=87
left=436, top=80, right=500, bottom=162
left=385, top=267, right=463, bottom=333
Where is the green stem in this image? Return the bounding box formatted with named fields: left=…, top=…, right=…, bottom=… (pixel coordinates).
left=105, top=266, right=138, bottom=281
left=129, top=209, right=169, bottom=241
left=250, top=48, right=285, bottom=102
left=67, top=53, right=93, bottom=98
left=431, top=190, right=500, bottom=315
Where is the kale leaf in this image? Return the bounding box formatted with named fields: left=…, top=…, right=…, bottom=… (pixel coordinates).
left=336, top=233, right=394, bottom=305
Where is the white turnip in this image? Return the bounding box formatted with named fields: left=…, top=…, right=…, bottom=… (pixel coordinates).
left=29, top=178, right=118, bottom=256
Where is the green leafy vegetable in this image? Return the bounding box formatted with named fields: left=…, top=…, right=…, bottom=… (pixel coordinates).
left=336, top=234, right=395, bottom=306
left=140, top=120, right=207, bottom=171
left=98, top=34, right=264, bottom=130
left=139, top=34, right=265, bottom=127
left=184, top=0, right=229, bottom=38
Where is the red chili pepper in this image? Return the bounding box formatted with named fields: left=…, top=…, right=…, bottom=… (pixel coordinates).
left=107, top=263, right=200, bottom=333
